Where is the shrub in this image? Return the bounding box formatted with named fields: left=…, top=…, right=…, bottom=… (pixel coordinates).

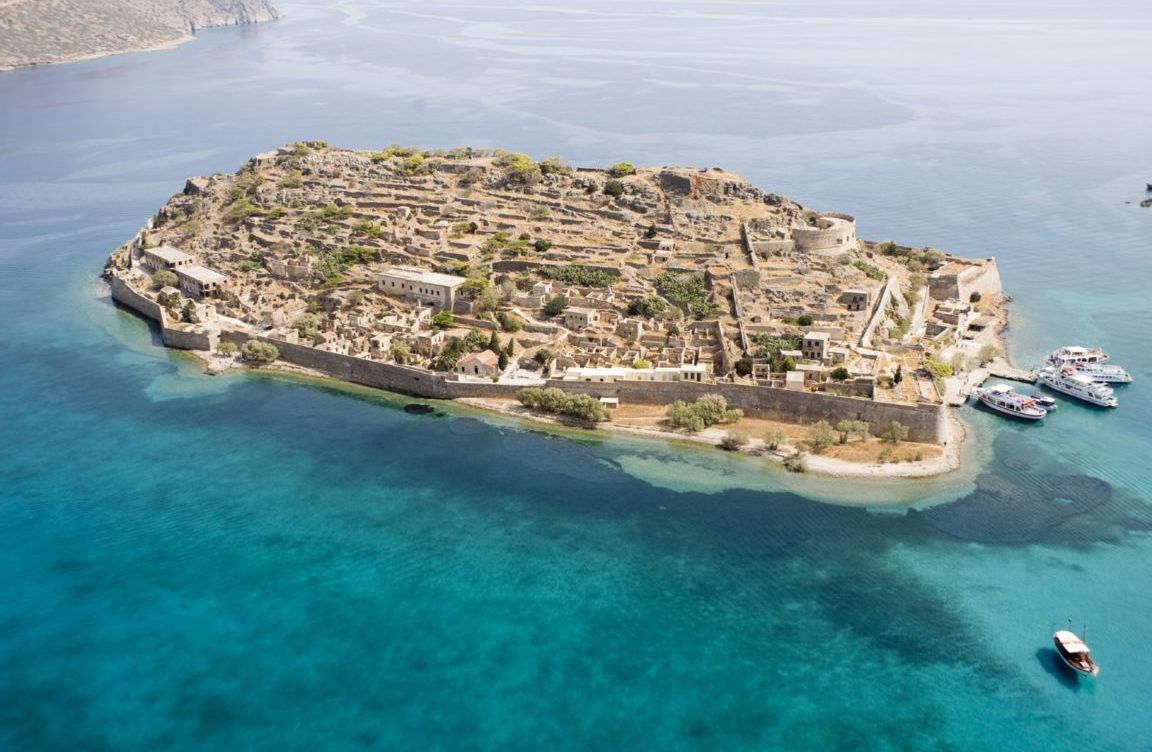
left=537, top=265, right=618, bottom=288
left=627, top=296, right=668, bottom=319
left=218, top=341, right=237, bottom=357
left=969, top=291, right=982, bottom=303
left=853, top=260, right=886, bottom=281
left=720, top=431, right=750, bottom=451
left=432, top=311, right=454, bottom=330
left=666, top=394, right=742, bottom=433
left=152, top=270, right=178, bottom=289
left=806, top=421, right=837, bottom=454
left=497, top=153, right=542, bottom=186
left=539, top=157, right=571, bottom=176
left=655, top=272, right=719, bottom=320
left=497, top=311, right=522, bottom=332
left=763, top=429, right=787, bottom=451
left=882, top=420, right=909, bottom=444
left=610, top=162, right=636, bottom=177
left=784, top=450, right=808, bottom=473
left=241, top=340, right=279, bottom=364
left=978, top=344, right=999, bottom=364
left=516, top=387, right=609, bottom=423
left=831, top=366, right=849, bottom=381
left=533, top=348, right=553, bottom=366
left=603, top=179, right=624, bottom=198
left=835, top=420, right=871, bottom=444
left=797, top=314, right=814, bottom=327
left=294, top=313, right=320, bottom=339
left=893, top=364, right=903, bottom=384
left=390, top=339, right=411, bottom=364
left=543, top=296, right=567, bottom=316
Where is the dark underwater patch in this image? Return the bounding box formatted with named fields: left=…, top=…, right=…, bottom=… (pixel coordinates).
left=916, top=473, right=1112, bottom=543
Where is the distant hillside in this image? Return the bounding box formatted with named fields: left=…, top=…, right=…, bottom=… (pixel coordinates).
left=0, top=0, right=278, bottom=71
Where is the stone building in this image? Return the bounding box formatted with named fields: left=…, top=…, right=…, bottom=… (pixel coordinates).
left=378, top=267, right=467, bottom=311
left=141, top=245, right=194, bottom=272
left=801, top=331, right=830, bottom=361
left=456, top=350, right=500, bottom=378
left=175, top=265, right=227, bottom=298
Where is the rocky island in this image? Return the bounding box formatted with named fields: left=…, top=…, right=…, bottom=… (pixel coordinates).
left=104, top=143, right=1011, bottom=476
left=0, top=0, right=278, bottom=71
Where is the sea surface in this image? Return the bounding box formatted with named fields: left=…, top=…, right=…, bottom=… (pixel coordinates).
left=1, top=1, right=1151, bottom=749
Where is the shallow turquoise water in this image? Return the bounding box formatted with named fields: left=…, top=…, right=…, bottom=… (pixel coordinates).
left=1, top=2, right=1151, bottom=749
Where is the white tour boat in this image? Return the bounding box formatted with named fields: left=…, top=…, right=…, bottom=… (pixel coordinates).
left=1053, top=622, right=1099, bottom=678
left=972, top=384, right=1048, bottom=420
left=1036, top=367, right=1118, bottom=407
left=1074, top=362, right=1133, bottom=384
left=1047, top=346, right=1109, bottom=366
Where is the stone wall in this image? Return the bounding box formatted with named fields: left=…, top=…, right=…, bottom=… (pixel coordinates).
left=549, top=379, right=942, bottom=443
left=928, top=259, right=1002, bottom=303
left=109, top=275, right=213, bottom=350
left=113, top=274, right=941, bottom=443
left=793, top=214, right=857, bottom=256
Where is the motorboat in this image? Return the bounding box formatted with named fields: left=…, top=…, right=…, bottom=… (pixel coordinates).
left=1053, top=623, right=1099, bottom=677
left=1028, top=392, right=1057, bottom=410
left=1036, top=367, right=1118, bottom=407
left=972, top=384, right=1047, bottom=420
left=1074, top=362, right=1133, bottom=384
left=1047, top=346, right=1109, bottom=367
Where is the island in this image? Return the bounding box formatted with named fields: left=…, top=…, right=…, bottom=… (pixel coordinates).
left=0, top=0, right=278, bottom=71
left=103, top=142, right=1012, bottom=477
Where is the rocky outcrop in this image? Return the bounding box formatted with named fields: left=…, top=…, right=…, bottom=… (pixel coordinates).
left=0, top=0, right=278, bottom=71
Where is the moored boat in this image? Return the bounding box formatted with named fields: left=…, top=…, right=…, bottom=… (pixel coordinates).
left=1036, top=367, right=1118, bottom=407
left=1053, top=623, right=1099, bottom=677
left=1047, top=346, right=1109, bottom=367
left=1028, top=392, right=1057, bottom=409
left=1074, top=362, right=1133, bottom=384
left=972, top=384, right=1047, bottom=420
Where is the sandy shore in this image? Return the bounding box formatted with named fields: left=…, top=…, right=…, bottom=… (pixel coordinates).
left=454, top=397, right=965, bottom=480
left=191, top=349, right=965, bottom=480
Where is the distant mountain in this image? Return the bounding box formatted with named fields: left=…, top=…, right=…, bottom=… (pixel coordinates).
left=0, top=0, right=279, bottom=71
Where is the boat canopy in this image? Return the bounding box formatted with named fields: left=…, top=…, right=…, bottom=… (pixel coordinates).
left=1055, top=630, right=1090, bottom=653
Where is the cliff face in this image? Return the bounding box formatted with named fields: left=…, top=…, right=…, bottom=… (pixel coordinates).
left=0, top=0, right=279, bottom=71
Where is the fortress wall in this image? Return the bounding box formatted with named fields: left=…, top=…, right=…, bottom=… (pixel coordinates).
left=928, top=259, right=1002, bottom=303
left=957, top=259, right=1003, bottom=302
left=109, top=275, right=213, bottom=350
left=793, top=215, right=857, bottom=256
left=114, top=274, right=940, bottom=443
left=219, top=331, right=458, bottom=399
left=550, top=379, right=941, bottom=443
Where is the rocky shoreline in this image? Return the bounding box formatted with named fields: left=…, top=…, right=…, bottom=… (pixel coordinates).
left=0, top=0, right=278, bottom=72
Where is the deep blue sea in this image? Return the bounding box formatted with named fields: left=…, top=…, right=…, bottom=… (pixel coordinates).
left=2, top=1, right=1151, bottom=749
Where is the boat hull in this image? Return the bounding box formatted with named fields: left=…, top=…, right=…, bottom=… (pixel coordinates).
left=975, top=395, right=1046, bottom=420
left=1036, top=378, right=1117, bottom=408
left=1053, top=637, right=1099, bottom=677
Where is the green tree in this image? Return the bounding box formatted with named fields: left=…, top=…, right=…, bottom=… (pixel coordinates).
left=835, top=420, right=870, bottom=444
left=831, top=366, right=850, bottom=381
left=153, top=270, right=178, bottom=289
left=533, top=348, right=553, bottom=367
left=432, top=311, right=454, bottom=330
left=603, top=179, right=624, bottom=198
left=543, top=295, right=567, bottom=316
left=498, top=350, right=509, bottom=370
left=241, top=340, right=279, bottom=364
left=218, top=341, right=237, bottom=357
left=806, top=421, right=836, bottom=454
left=390, top=339, right=411, bottom=364
left=978, top=344, right=999, bottom=364
left=893, top=364, right=903, bottom=384
left=294, top=313, right=320, bottom=339
left=488, top=331, right=501, bottom=353
left=797, top=314, right=814, bottom=327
